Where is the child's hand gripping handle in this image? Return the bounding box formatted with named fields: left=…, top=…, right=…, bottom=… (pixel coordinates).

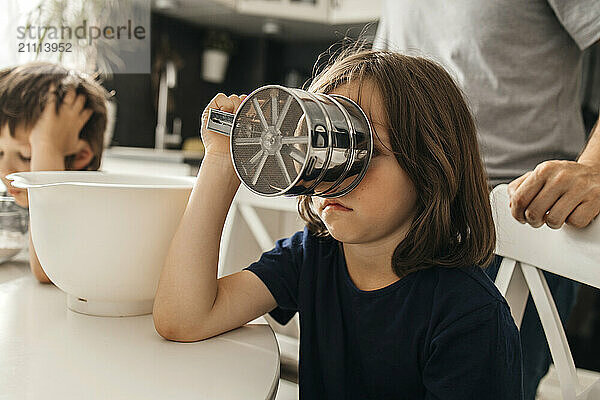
left=200, top=93, right=246, bottom=159
left=206, top=108, right=234, bottom=136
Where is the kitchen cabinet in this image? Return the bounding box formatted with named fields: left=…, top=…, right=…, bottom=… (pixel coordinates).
left=328, top=0, right=381, bottom=24
left=236, top=0, right=381, bottom=24
left=237, top=0, right=329, bottom=23
left=100, top=146, right=201, bottom=176
left=212, top=0, right=236, bottom=6
left=154, top=0, right=381, bottom=40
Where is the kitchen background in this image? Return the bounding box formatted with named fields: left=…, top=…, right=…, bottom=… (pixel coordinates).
left=104, top=0, right=379, bottom=151
left=2, top=0, right=600, bottom=379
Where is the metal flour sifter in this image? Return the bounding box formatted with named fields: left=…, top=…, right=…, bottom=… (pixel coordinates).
left=206, top=85, right=373, bottom=198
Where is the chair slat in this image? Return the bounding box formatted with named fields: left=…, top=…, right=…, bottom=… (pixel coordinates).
left=490, top=184, right=600, bottom=399
left=521, top=262, right=579, bottom=399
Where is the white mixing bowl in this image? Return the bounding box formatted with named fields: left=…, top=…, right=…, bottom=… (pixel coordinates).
left=7, top=171, right=195, bottom=317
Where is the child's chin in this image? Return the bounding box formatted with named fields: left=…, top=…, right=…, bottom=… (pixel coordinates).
left=326, top=226, right=359, bottom=243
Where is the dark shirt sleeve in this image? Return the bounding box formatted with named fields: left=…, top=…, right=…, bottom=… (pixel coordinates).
left=423, top=301, right=523, bottom=400
left=243, top=230, right=304, bottom=325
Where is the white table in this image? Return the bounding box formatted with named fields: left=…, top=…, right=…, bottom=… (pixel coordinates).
left=0, top=262, right=280, bottom=400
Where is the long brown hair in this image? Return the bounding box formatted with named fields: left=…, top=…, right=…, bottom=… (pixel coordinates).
left=0, top=62, right=109, bottom=171
left=298, top=46, right=495, bottom=276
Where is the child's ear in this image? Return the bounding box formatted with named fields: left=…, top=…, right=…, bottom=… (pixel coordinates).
left=71, top=139, right=94, bottom=170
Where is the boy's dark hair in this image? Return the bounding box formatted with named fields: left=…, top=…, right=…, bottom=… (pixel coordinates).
left=298, top=46, right=496, bottom=276
left=0, top=62, right=109, bottom=171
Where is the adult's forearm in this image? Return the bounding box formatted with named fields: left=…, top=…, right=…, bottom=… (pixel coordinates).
left=153, top=153, right=241, bottom=335
left=578, top=116, right=600, bottom=168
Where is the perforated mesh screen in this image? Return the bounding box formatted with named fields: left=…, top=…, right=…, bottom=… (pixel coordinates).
left=231, top=87, right=309, bottom=195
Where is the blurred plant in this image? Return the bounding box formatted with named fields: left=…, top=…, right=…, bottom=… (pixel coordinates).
left=203, top=30, right=235, bottom=54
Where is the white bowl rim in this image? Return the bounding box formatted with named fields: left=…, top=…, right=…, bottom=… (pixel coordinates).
left=7, top=171, right=196, bottom=190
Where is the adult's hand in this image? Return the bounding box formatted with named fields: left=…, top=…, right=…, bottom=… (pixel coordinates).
left=507, top=160, right=600, bottom=229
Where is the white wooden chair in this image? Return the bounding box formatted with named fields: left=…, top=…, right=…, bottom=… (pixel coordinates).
left=491, top=184, right=600, bottom=400
left=219, top=185, right=302, bottom=393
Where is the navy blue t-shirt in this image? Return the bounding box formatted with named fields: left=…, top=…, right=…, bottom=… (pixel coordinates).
left=245, top=228, right=523, bottom=399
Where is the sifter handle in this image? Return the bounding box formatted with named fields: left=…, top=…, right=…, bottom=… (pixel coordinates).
left=206, top=108, right=234, bottom=136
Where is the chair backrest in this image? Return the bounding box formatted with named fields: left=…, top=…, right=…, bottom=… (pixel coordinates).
left=219, top=185, right=303, bottom=340
left=491, top=184, right=600, bottom=400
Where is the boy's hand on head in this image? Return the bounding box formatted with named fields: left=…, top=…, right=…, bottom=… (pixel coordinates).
left=201, top=93, right=247, bottom=158
left=29, top=89, right=93, bottom=156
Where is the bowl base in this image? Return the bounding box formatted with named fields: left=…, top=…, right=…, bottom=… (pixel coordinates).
left=67, top=295, right=153, bottom=317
